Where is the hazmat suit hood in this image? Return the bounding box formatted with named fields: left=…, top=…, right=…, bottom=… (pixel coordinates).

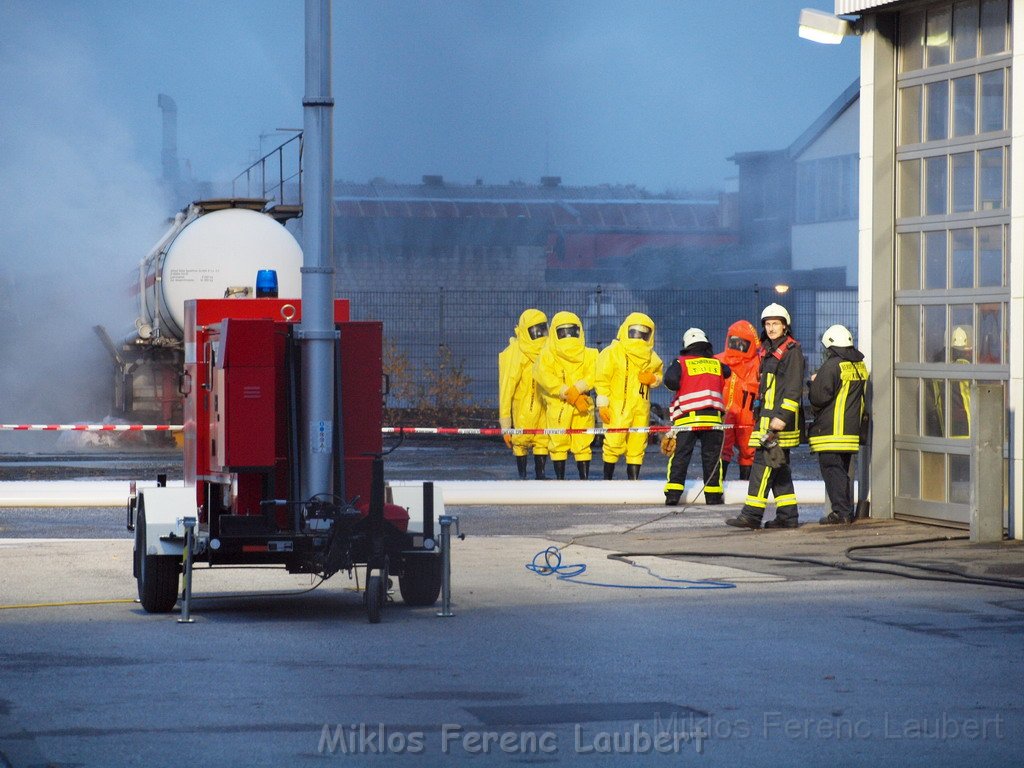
left=546, top=310, right=586, bottom=364
left=720, top=320, right=759, bottom=366
left=614, top=312, right=656, bottom=366
left=514, top=308, right=548, bottom=362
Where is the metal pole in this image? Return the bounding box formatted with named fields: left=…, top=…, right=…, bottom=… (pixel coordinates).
left=178, top=516, right=196, bottom=624
left=438, top=286, right=445, bottom=349
left=298, top=0, right=337, bottom=502
left=436, top=515, right=459, bottom=617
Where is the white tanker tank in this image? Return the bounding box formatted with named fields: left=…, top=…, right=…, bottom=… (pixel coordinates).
left=135, top=199, right=303, bottom=341
left=96, top=199, right=303, bottom=426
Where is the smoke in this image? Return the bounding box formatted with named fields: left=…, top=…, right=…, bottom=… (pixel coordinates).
left=0, top=16, right=167, bottom=450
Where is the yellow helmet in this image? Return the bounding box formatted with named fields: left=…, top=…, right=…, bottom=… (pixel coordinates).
left=951, top=326, right=971, bottom=348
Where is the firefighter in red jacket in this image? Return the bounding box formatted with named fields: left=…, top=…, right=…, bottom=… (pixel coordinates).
left=726, top=303, right=806, bottom=530
left=715, top=320, right=760, bottom=481
left=663, top=328, right=731, bottom=506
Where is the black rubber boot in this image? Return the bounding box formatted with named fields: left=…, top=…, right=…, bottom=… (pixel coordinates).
left=665, top=491, right=682, bottom=506
left=534, top=455, right=548, bottom=480
left=739, top=464, right=751, bottom=481
left=725, top=514, right=761, bottom=530
left=720, top=461, right=730, bottom=481
left=819, top=511, right=852, bottom=525
left=552, top=460, right=566, bottom=480
left=577, top=460, right=590, bottom=480
left=626, top=463, right=641, bottom=480
left=516, top=455, right=528, bottom=480
left=603, top=461, right=616, bottom=480
left=704, top=492, right=724, bottom=505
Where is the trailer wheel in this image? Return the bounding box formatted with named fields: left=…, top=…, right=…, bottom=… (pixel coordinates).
left=399, top=553, right=442, bottom=607
left=136, top=503, right=180, bottom=614
left=365, top=573, right=384, bottom=623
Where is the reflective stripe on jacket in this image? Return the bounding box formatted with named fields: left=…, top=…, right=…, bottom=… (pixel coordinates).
left=669, top=356, right=725, bottom=425
left=808, top=351, right=868, bottom=453
left=749, top=336, right=806, bottom=449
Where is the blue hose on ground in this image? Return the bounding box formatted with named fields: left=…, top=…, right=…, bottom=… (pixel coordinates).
left=526, top=545, right=735, bottom=590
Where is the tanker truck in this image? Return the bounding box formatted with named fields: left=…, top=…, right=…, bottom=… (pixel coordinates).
left=96, top=198, right=302, bottom=428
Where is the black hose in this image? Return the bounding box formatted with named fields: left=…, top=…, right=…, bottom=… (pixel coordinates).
left=610, top=538, right=1024, bottom=591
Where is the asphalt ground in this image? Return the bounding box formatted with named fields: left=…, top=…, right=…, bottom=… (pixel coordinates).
left=1, top=442, right=1023, bottom=766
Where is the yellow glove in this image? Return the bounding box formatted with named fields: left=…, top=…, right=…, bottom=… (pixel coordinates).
left=503, top=434, right=512, bottom=448
left=659, top=435, right=677, bottom=456
left=575, top=394, right=593, bottom=416
left=499, top=417, right=513, bottom=449
left=637, top=369, right=657, bottom=386
left=599, top=407, right=612, bottom=424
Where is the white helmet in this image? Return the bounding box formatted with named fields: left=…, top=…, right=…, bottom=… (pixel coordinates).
left=682, top=327, right=708, bottom=348
left=760, top=303, right=791, bottom=327
left=821, top=324, right=854, bottom=349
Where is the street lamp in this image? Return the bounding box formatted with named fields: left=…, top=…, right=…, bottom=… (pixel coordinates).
left=774, top=284, right=790, bottom=295
left=798, top=8, right=860, bottom=44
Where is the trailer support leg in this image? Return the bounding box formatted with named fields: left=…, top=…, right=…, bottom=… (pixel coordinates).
left=436, top=515, right=461, bottom=618
left=178, top=516, right=197, bottom=624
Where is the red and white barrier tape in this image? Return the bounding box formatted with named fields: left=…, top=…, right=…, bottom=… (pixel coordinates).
left=0, top=424, right=182, bottom=432
left=1, top=424, right=726, bottom=436
left=383, top=425, right=727, bottom=436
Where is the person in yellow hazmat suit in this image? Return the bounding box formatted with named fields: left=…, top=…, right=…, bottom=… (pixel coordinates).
left=595, top=312, right=663, bottom=479
left=498, top=309, right=550, bottom=479
left=534, top=311, right=599, bottom=479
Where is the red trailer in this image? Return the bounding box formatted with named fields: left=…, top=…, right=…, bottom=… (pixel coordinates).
left=128, top=297, right=442, bottom=622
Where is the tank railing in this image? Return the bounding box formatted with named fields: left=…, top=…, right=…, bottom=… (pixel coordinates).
left=232, top=132, right=303, bottom=211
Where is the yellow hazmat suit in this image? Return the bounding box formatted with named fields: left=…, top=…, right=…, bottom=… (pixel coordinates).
left=595, top=312, right=663, bottom=477
left=498, top=309, right=550, bottom=475
left=534, top=311, right=598, bottom=478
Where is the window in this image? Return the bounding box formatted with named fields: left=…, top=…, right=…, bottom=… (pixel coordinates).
left=980, top=69, right=1005, bottom=132
left=893, top=0, right=1010, bottom=511
left=953, top=1, right=979, bottom=61
left=899, top=158, right=922, bottom=217
left=794, top=155, right=858, bottom=223
left=980, top=0, right=1008, bottom=54
left=952, top=76, right=976, bottom=136
left=926, top=81, right=950, bottom=141
left=950, top=228, right=973, bottom=286
left=897, top=232, right=921, bottom=290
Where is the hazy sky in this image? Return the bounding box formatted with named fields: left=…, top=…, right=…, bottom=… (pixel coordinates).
left=2, top=0, right=858, bottom=194
left=0, top=0, right=858, bottom=428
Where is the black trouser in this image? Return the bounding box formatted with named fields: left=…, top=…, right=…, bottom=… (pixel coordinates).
left=740, top=448, right=797, bottom=522
left=665, top=428, right=724, bottom=498
left=818, top=451, right=854, bottom=518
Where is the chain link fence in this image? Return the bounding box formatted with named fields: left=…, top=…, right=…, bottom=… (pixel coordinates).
left=346, top=286, right=859, bottom=420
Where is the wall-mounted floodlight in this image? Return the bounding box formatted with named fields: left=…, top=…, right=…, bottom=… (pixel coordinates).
left=774, top=284, right=790, bottom=295
left=798, top=8, right=860, bottom=44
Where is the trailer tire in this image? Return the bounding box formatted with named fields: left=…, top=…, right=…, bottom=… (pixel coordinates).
left=399, top=553, right=442, bottom=607
left=136, top=503, right=180, bottom=614
left=365, top=573, right=384, bottom=623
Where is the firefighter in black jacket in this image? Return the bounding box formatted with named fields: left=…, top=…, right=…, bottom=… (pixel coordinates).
left=726, top=303, right=806, bottom=530
left=662, top=328, right=731, bottom=506
left=808, top=324, right=868, bottom=524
